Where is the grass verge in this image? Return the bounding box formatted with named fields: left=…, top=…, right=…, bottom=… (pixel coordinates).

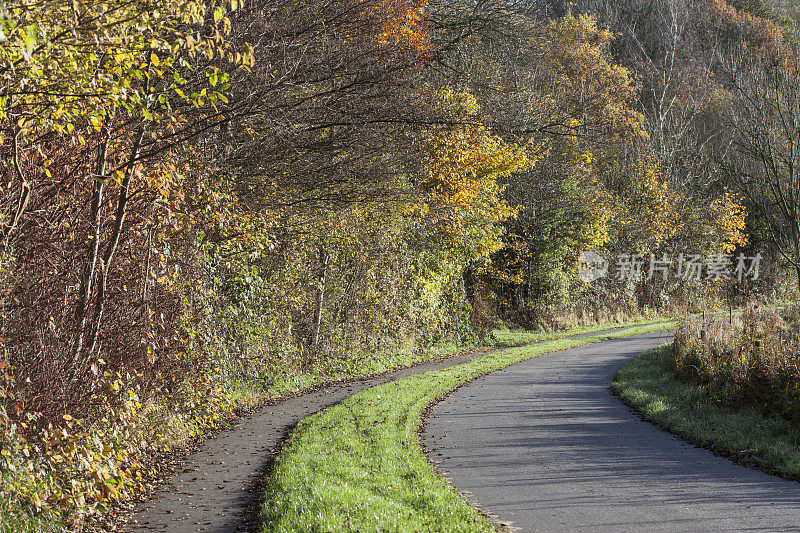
left=491, top=315, right=662, bottom=346
left=612, top=344, right=800, bottom=479
left=260, top=322, right=674, bottom=532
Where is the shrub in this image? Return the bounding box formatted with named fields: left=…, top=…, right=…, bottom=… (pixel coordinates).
left=671, top=304, right=800, bottom=420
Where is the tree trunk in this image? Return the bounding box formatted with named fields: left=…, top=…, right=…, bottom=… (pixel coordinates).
left=795, top=264, right=800, bottom=293
left=1, top=131, right=32, bottom=253
left=69, top=139, right=108, bottom=367
left=85, top=129, right=145, bottom=362
left=310, top=245, right=328, bottom=351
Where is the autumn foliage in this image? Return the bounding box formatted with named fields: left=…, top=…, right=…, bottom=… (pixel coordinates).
left=369, top=0, right=431, bottom=55
left=0, top=0, right=790, bottom=528
left=705, top=0, right=785, bottom=54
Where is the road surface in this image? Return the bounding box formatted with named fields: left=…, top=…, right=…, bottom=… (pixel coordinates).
left=422, top=330, right=800, bottom=532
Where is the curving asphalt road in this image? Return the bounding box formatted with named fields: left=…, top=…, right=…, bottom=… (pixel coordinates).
left=422, top=330, right=800, bottom=532
left=123, top=326, right=639, bottom=532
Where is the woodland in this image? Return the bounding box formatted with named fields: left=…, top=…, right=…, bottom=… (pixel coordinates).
left=1, top=0, right=799, bottom=528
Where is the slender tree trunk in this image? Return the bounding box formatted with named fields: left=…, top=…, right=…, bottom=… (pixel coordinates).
left=795, top=264, right=800, bottom=293
left=70, top=140, right=108, bottom=366
left=85, top=128, right=145, bottom=361
left=1, top=131, right=32, bottom=253
left=795, top=232, right=800, bottom=293
left=310, top=245, right=328, bottom=350
left=140, top=223, right=153, bottom=315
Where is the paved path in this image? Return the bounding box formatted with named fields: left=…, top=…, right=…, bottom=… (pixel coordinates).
left=422, top=330, right=800, bottom=532
left=124, top=326, right=637, bottom=532
left=124, top=355, right=485, bottom=532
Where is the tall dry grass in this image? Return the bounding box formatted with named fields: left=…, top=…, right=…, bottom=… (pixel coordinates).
left=671, top=304, right=800, bottom=420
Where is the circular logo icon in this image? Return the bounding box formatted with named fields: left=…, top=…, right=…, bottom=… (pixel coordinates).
left=578, top=250, right=608, bottom=282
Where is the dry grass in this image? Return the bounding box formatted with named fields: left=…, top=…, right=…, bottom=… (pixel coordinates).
left=672, top=303, right=800, bottom=420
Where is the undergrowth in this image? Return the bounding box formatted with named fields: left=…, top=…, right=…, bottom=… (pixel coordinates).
left=672, top=304, right=800, bottom=420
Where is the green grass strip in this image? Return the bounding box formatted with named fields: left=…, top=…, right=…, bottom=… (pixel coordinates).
left=489, top=316, right=662, bottom=347
left=260, top=322, right=674, bottom=532
left=612, top=344, right=800, bottom=479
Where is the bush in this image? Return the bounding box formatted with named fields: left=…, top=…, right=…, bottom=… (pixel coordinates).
left=671, top=304, right=800, bottom=420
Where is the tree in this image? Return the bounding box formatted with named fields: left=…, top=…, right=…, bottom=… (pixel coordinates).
left=0, top=0, right=243, bottom=414
left=461, top=12, right=648, bottom=323
left=719, top=29, right=800, bottom=288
